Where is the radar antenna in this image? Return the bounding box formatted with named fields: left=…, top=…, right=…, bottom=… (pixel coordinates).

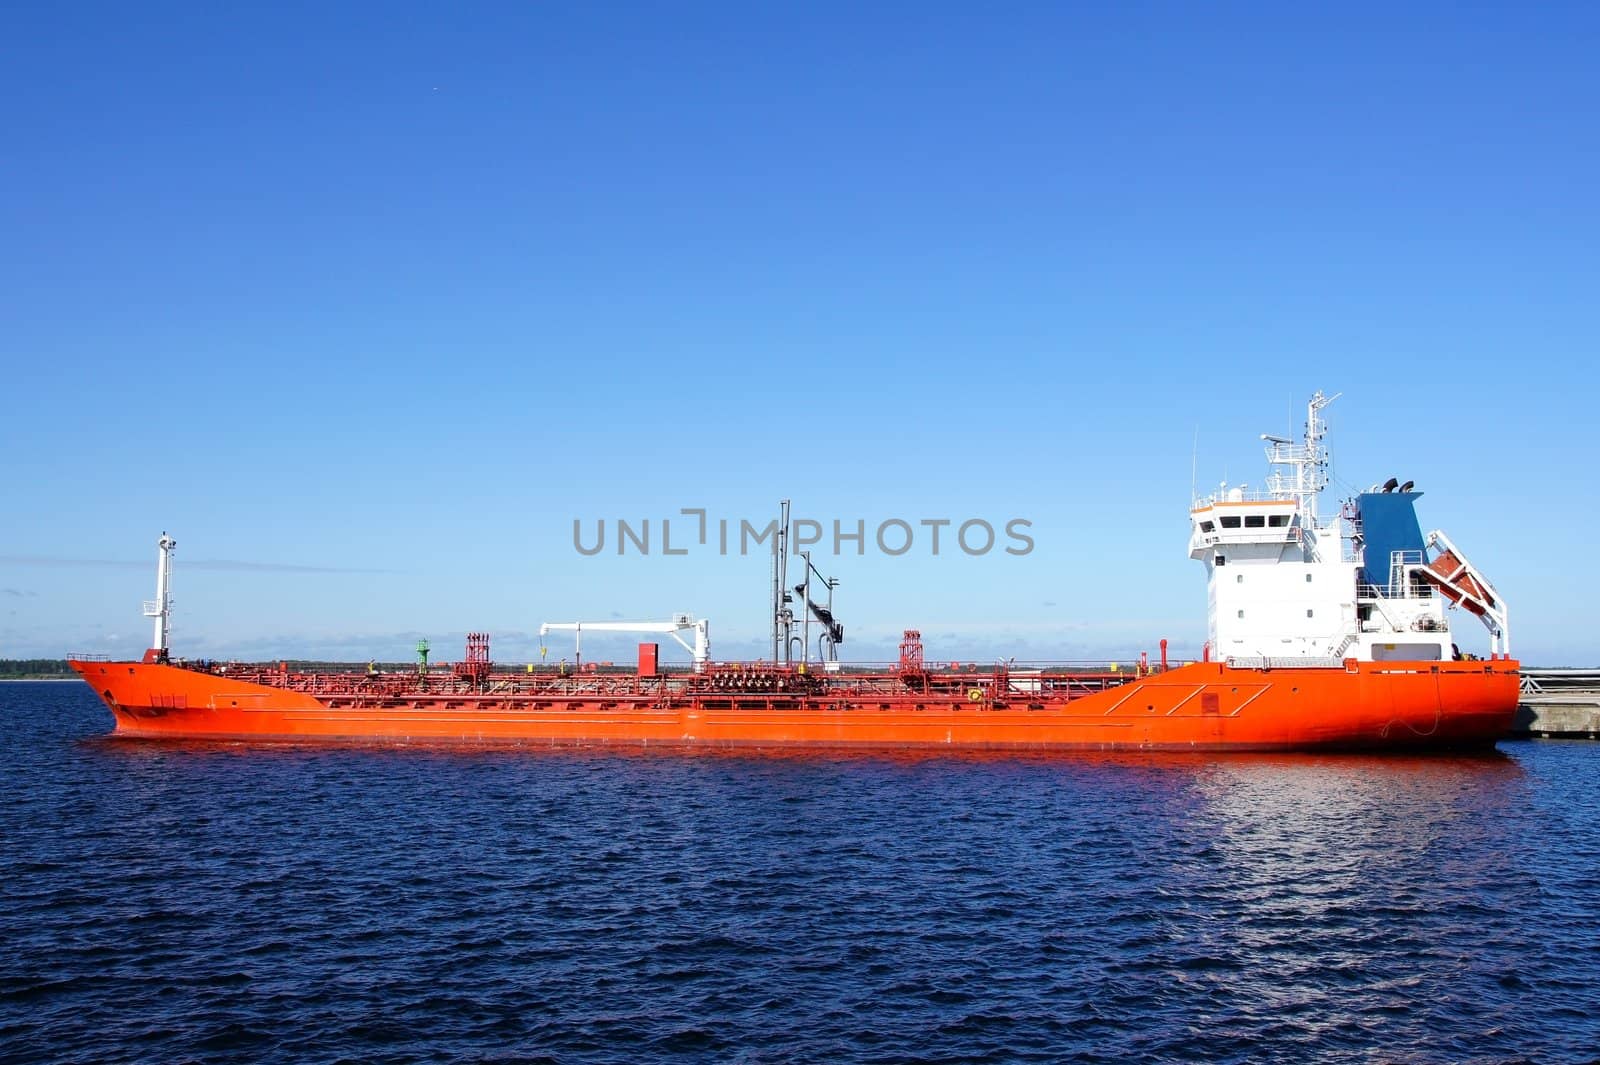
left=1264, top=390, right=1341, bottom=528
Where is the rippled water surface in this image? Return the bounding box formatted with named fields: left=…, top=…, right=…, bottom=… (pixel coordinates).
left=3, top=681, right=1599, bottom=1063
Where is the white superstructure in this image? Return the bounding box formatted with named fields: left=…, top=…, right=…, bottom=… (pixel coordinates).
left=1189, top=392, right=1509, bottom=664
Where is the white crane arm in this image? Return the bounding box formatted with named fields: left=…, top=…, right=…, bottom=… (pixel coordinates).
left=540, top=621, right=685, bottom=636
left=538, top=616, right=710, bottom=669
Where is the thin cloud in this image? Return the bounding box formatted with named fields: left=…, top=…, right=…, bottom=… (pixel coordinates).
left=187, top=559, right=397, bottom=575
left=2, top=587, right=37, bottom=597
left=0, top=556, right=139, bottom=569
left=182, top=630, right=540, bottom=662
left=0, top=555, right=394, bottom=575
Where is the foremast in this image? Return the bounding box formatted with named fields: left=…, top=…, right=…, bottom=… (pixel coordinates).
left=141, top=533, right=176, bottom=663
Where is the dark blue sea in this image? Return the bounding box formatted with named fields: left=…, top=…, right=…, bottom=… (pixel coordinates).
left=3, top=682, right=1598, bottom=1064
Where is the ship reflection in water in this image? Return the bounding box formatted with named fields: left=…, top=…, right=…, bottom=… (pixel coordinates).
left=1177, top=753, right=1538, bottom=1053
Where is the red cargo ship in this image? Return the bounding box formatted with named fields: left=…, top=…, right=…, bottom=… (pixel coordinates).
left=71, top=392, right=1519, bottom=751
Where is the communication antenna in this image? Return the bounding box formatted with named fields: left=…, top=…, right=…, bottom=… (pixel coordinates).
left=1190, top=425, right=1199, bottom=504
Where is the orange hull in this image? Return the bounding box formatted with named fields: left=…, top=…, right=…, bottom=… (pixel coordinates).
left=72, top=659, right=1519, bottom=752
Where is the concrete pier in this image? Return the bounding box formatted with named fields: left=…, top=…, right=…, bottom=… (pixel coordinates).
left=1515, top=669, right=1600, bottom=738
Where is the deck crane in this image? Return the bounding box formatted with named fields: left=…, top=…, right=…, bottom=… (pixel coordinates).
left=1415, top=529, right=1511, bottom=657
left=538, top=614, right=711, bottom=672
left=794, top=550, right=843, bottom=670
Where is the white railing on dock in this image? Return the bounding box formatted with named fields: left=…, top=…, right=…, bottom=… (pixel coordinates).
left=1520, top=668, right=1600, bottom=696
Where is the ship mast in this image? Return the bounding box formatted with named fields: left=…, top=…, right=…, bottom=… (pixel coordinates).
left=143, top=532, right=176, bottom=659
left=1264, top=391, right=1340, bottom=556
left=771, top=499, right=793, bottom=664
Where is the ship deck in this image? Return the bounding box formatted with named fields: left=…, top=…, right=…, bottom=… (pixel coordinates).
left=143, top=658, right=1150, bottom=711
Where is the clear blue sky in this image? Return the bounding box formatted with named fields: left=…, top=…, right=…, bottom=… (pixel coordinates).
left=3, top=3, right=1595, bottom=665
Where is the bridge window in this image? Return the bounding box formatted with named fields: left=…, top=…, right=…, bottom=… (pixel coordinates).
left=1244, top=515, right=1265, bottom=528
left=1199, top=520, right=1215, bottom=533
left=1269, top=514, right=1290, bottom=527
left=1306, top=573, right=1313, bottom=582
left=1221, top=516, right=1241, bottom=529
left=1306, top=609, right=1314, bottom=618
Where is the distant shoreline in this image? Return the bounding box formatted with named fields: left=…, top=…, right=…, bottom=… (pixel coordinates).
left=0, top=677, right=80, bottom=682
